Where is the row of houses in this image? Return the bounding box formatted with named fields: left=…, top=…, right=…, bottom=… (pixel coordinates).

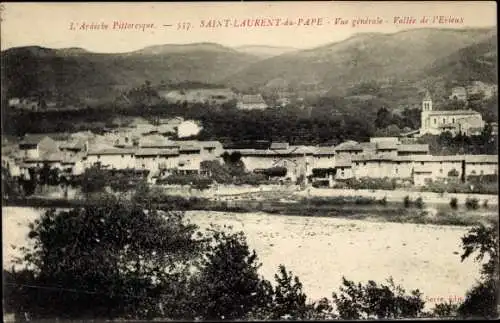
left=4, top=133, right=498, bottom=187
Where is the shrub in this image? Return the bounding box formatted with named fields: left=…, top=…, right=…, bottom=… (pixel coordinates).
left=415, top=197, right=424, bottom=209
left=449, top=197, right=458, bottom=209
left=432, top=302, right=460, bottom=318
left=6, top=200, right=204, bottom=320
left=190, top=229, right=273, bottom=320
left=457, top=221, right=499, bottom=319
left=465, top=197, right=479, bottom=210
left=331, top=277, right=426, bottom=319
left=403, top=195, right=411, bottom=208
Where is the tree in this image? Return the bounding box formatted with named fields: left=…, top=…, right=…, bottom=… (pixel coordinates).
left=457, top=221, right=499, bottom=319
left=80, top=165, right=108, bottom=194
left=375, top=107, right=392, bottom=129
left=332, top=277, right=425, bottom=319
left=2, top=165, right=23, bottom=199
left=190, top=229, right=273, bottom=320
left=6, top=197, right=204, bottom=320
left=267, top=265, right=309, bottom=319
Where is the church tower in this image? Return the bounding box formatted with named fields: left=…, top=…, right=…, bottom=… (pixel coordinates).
left=421, top=90, right=433, bottom=133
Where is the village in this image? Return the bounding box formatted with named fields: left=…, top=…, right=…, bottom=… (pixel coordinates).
left=2, top=89, right=498, bottom=197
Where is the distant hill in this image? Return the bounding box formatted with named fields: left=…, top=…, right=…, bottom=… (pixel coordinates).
left=424, top=34, right=497, bottom=85
left=1, top=43, right=260, bottom=103
left=225, top=28, right=497, bottom=96
left=235, top=45, right=299, bottom=58
left=1, top=28, right=497, bottom=111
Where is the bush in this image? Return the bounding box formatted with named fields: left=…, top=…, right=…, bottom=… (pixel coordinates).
left=5, top=199, right=204, bottom=320
left=190, top=229, right=273, bottom=320
left=450, top=197, right=458, bottom=209
left=448, top=168, right=460, bottom=177
left=415, top=197, right=424, bottom=209
left=343, top=177, right=399, bottom=190
left=457, top=221, right=499, bottom=319
left=255, top=166, right=287, bottom=178
left=403, top=195, right=411, bottom=208
left=432, top=302, right=460, bottom=318
left=331, top=277, right=426, bottom=319
left=465, top=197, right=479, bottom=210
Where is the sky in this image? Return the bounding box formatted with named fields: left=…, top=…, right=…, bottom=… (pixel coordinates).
left=1, top=1, right=497, bottom=53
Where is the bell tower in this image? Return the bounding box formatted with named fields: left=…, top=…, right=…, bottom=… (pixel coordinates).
left=421, top=90, right=433, bottom=133
left=422, top=90, right=433, bottom=112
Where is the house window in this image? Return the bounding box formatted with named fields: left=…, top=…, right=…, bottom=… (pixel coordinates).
left=121, top=155, right=124, bottom=158
left=452, top=118, right=455, bottom=123
left=440, top=169, right=443, bottom=174
left=363, top=162, right=366, bottom=166
left=443, top=118, right=445, bottom=124
left=97, top=155, right=100, bottom=159
left=434, top=118, right=437, bottom=124
left=421, top=162, right=424, bottom=165
left=480, top=170, right=484, bottom=175
left=355, top=162, right=359, bottom=166
left=395, top=168, right=398, bottom=174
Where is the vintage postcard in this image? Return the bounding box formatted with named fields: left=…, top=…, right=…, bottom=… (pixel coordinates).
left=1, top=1, right=498, bottom=321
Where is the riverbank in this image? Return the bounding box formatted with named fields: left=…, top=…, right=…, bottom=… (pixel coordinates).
left=2, top=207, right=483, bottom=312
left=3, top=190, right=497, bottom=227
left=293, top=188, right=498, bottom=206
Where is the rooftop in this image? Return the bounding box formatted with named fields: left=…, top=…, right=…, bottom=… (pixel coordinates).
left=136, top=148, right=179, bottom=156
left=397, top=144, right=429, bottom=153
left=352, top=153, right=395, bottom=162
left=427, top=110, right=481, bottom=116
left=240, top=94, right=266, bottom=105
left=335, top=141, right=362, bottom=151
left=376, top=141, right=398, bottom=150
left=335, top=156, right=352, bottom=168
left=270, top=142, right=289, bottom=150
left=87, top=148, right=136, bottom=155
left=314, top=146, right=336, bottom=155
left=464, top=155, right=498, bottom=163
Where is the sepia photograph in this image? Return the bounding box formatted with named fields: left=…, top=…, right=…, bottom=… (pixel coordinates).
left=1, top=1, right=498, bottom=321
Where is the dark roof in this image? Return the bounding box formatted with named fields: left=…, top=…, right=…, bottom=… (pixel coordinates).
left=397, top=144, right=429, bottom=153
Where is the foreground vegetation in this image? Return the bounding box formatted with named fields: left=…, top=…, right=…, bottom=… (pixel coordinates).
left=3, top=188, right=498, bottom=321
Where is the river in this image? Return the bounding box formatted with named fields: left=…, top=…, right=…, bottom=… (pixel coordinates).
left=3, top=206, right=484, bottom=310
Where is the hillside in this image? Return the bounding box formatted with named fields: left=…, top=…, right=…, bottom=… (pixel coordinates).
left=1, top=43, right=260, bottom=103
left=1, top=27, right=497, bottom=110
left=225, top=28, right=497, bottom=97
left=424, top=34, right=497, bottom=85
left=235, top=45, right=299, bottom=58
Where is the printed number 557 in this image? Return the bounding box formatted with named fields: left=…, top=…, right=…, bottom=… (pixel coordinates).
left=177, top=22, right=191, bottom=30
